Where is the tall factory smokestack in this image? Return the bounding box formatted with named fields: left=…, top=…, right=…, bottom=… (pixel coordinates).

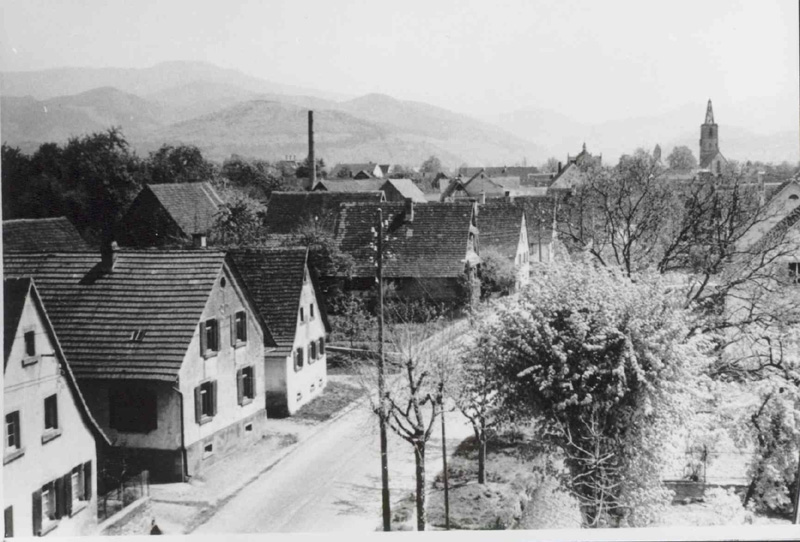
left=308, top=110, right=316, bottom=184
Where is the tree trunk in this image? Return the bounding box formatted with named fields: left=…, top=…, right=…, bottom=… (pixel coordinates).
left=414, top=440, right=427, bottom=531
left=478, top=437, right=487, bottom=484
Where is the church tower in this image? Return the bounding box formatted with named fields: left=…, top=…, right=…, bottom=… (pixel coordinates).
left=699, top=99, right=719, bottom=168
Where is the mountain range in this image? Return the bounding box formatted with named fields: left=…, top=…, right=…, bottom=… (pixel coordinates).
left=2, top=61, right=797, bottom=167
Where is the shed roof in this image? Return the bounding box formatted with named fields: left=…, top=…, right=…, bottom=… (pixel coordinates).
left=229, top=248, right=330, bottom=346
left=146, top=182, right=225, bottom=236
left=265, top=191, right=385, bottom=234
left=336, top=201, right=476, bottom=278
left=3, top=217, right=91, bottom=251
left=3, top=250, right=268, bottom=381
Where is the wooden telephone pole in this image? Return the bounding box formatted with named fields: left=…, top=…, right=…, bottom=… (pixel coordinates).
left=376, top=208, right=391, bottom=531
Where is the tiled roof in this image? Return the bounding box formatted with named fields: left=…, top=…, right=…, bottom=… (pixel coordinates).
left=4, top=277, right=30, bottom=363
left=336, top=201, right=476, bottom=278
left=381, top=179, right=427, bottom=203
left=478, top=202, right=524, bottom=258
left=330, top=163, right=380, bottom=178
left=3, top=217, right=91, bottom=251
left=315, top=179, right=384, bottom=192
left=265, top=191, right=385, bottom=234
left=458, top=166, right=540, bottom=178
left=3, top=250, right=237, bottom=381
left=229, top=248, right=329, bottom=346
left=146, top=182, right=225, bottom=236
left=755, top=204, right=800, bottom=252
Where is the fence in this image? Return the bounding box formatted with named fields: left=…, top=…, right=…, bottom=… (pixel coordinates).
left=97, top=470, right=150, bottom=523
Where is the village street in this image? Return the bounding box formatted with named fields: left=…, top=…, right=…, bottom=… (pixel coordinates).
left=193, top=401, right=473, bottom=533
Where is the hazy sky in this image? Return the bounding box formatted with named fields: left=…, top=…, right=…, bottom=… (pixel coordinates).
left=1, top=0, right=797, bottom=122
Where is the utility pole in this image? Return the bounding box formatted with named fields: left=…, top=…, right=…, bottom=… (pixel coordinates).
left=794, top=443, right=800, bottom=524
left=376, top=208, right=391, bottom=531
left=440, top=385, right=450, bottom=530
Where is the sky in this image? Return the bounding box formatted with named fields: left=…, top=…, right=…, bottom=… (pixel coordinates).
left=1, top=0, right=798, bottom=124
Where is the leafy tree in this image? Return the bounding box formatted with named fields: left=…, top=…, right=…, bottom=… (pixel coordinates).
left=487, top=260, right=709, bottom=527
left=479, top=247, right=518, bottom=299
left=144, top=144, right=216, bottom=185
left=666, top=146, right=698, bottom=171
left=207, top=189, right=265, bottom=247
left=221, top=154, right=291, bottom=199
left=296, top=156, right=326, bottom=179
left=336, top=166, right=353, bottom=179
left=420, top=155, right=444, bottom=176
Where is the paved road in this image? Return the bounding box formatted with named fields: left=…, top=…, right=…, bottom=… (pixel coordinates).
left=194, top=403, right=471, bottom=533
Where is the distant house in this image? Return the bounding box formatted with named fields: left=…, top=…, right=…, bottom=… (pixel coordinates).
left=739, top=178, right=800, bottom=250
left=441, top=173, right=546, bottom=201
left=3, top=217, right=91, bottom=251
left=477, top=202, right=530, bottom=288
left=229, top=248, right=331, bottom=416
left=265, top=191, right=385, bottom=234
left=4, top=249, right=271, bottom=483
left=548, top=144, right=602, bottom=192
left=457, top=166, right=541, bottom=181
left=313, top=179, right=384, bottom=193
left=330, top=163, right=386, bottom=179
left=335, top=201, right=480, bottom=306
left=4, top=278, right=109, bottom=537
left=380, top=179, right=427, bottom=203
left=116, top=182, right=225, bottom=248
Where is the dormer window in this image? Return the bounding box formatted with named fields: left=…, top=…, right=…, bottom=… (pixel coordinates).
left=129, top=329, right=146, bottom=342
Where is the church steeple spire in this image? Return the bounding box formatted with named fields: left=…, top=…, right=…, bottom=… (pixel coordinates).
left=704, top=99, right=715, bottom=125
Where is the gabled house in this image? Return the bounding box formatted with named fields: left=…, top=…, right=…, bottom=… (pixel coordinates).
left=548, top=144, right=602, bottom=192
left=330, top=163, right=386, bottom=179
left=265, top=191, right=385, bottom=234
left=4, top=278, right=109, bottom=537
left=4, top=249, right=272, bottom=483
left=229, top=248, right=331, bottom=416
left=380, top=179, right=427, bottom=203
left=441, top=173, right=546, bottom=201
left=477, top=202, right=530, bottom=288
left=116, top=182, right=225, bottom=248
left=335, top=201, right=480, bottom=306
left=738, top=179, right=800, bottom=251
left=3, top=217, right=91, bottom=251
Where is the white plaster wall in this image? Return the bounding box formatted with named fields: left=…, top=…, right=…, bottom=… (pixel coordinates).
left=179, top=266, right=266, bottom=450
left=3, top=293, right=98, bottom=537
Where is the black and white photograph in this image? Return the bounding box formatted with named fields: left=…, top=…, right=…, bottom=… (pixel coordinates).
left=1, top=0, right=799, bottom=539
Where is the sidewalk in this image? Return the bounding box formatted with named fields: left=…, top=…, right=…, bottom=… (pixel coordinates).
left=150, top=375, right=366, bottom=534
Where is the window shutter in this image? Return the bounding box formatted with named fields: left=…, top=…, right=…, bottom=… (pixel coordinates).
left=199, top=321, right=207, bottom=356
left=216, top=318, right=222, bottom=351
left=63, top=473, right=72, bottom=516
left=250, top=366, right=256, bottom=397
left=211, top=381, right=218, bottom=416
left=4, top=506, right=13, bottom=538
left=236, top=369, right=244, bottom=406
left=320, top=337, right=326, bottom=355
left=32, top=490, right=42, bottom=536
left=241, top=313, right=247, bottom=342
left=84, top=461, right=92, bottom=500
left=230, top=314, right=236, bottom=347
left=55, top=476, right=65, bottom=519
left=194, top=386, right=202, bottom=423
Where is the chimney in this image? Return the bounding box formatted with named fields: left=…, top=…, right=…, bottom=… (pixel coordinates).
left=192, top=233, right=207, bottom=248
left=308, top=111, right=316, bottom=184
left=404, top=197, right=415, bottom=223
left=480, top=192, right=486, bottom=204
left=100, top=240, right=118, bottom=272
left=557, top=162, right=563, bottom=174
left=505, top=190, right=513, bottom=202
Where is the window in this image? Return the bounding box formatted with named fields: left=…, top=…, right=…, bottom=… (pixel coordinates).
left=71, top=466, right=87, bottom=508
left=232, top=311, right=247, bottom=345
left=294, top=347, right=304, bottom=372
left=237, top=366, right=255, bottom=405
left=310, top=303, right=315, bottom=320
left=789, top=194, right=799, bottom=201
left=24, top=331, right=35, bottom=357
left=109, top=386, right=157, bottom=433
left=6, top=411, right=20, bottom=451
left=195, top=381, right=217, bottom=423
left=309, top=341, right=317, bottom=363
left=299, top=307, right=305, bottom=323
left=199, top=319, right=219, bottom=357
left=790, top=262, right=800, bottom=284
left=318, top=337, right=326, bottom=357
left=44, top=395, right=58, bottom=430
left=42, top=483, right=56, bottom=523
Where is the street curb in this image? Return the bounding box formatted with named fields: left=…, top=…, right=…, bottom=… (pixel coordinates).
left=184, top=391, right=369, bottom=533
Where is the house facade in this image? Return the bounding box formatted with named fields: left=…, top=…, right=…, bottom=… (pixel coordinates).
left=4, top=278, right=108, bottom=537
left=4, top=249, right=271, bottom=483
left=229, top=248, right=331, bottom=416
